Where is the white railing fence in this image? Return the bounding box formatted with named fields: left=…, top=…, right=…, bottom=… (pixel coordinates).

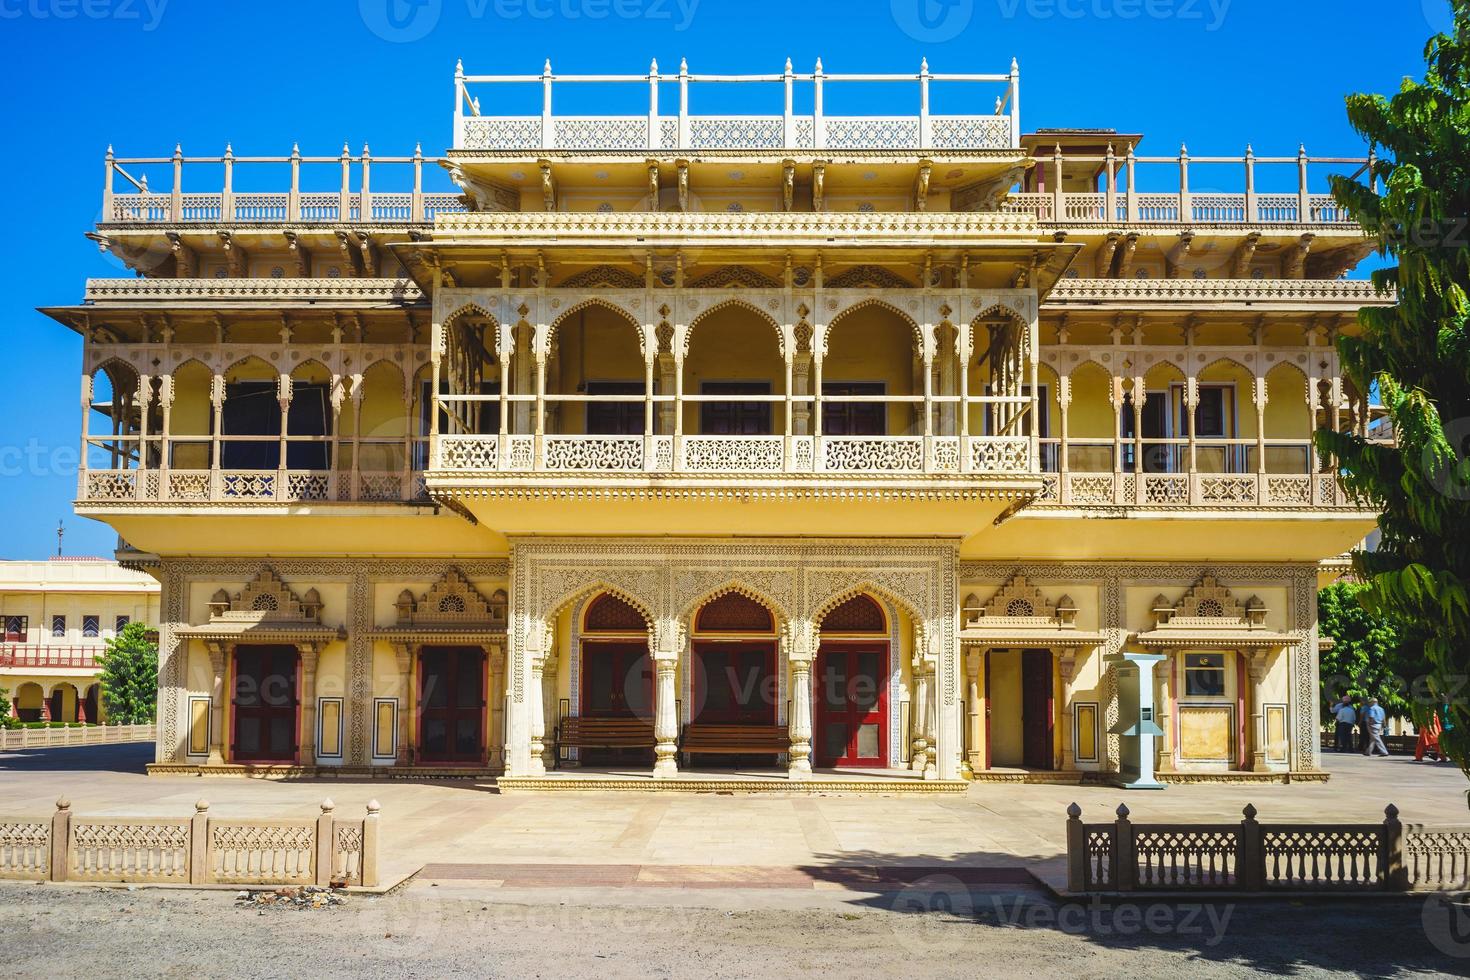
left=0, top=797, right=378, bottom=888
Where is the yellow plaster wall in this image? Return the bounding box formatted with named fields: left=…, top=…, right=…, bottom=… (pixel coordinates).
left=682, top=305, right=786, bottom=434
left=825, top=305, right=919, bottom=436
left=551, top=305, right=647, bottom=436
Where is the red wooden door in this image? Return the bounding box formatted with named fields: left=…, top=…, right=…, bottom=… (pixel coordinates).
left=418, top=646, right=486, bottom=764
left=231, top=644, right=299, bottom=763
left=582, top=641, right=652, bottom=719
left=1021, top=649, right=1055, bottom=771
left=815, top=642, right=887, bottom=767
left=693, top=642, right=775, bottom=724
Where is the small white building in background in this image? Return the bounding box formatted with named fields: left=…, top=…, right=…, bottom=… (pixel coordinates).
left=0, top=558, right=160, bottom=722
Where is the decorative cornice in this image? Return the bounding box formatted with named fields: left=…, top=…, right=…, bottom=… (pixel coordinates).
left=429, top=209, right=1042, bottom=241
left=83, top=277, right=425, bottom=305
left=1044, top=277, right=1392, bottom=307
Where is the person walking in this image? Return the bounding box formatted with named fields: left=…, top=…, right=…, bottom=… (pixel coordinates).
left=1362, top=697, right=1390, bottom=757
left=1331, top=694, right=1358, bottom=753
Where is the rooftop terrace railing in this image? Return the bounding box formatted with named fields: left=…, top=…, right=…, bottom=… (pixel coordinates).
left=1002, top=145, right=1373, bottom=228
left=453, top=58, right=1021, bottom=152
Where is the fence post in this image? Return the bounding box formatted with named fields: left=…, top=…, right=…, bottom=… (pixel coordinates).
left=1237, top=803, right=1262, bottom=891
left=190, top=799, right=210, bottom=884
left=1065, top=803, right=1086, bottom=893
left=50, top=798, right=71, bottom=882
left=1114, top=803, right=1136, bottom=892
left=362, top=800, right=381, bottom=888
left=315, top=798, right=335, bottom=886
left=1383, top=803, right=1409, bottom=891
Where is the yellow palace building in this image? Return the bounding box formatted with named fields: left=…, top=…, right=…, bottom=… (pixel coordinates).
left=43, top=59, right=1388, bottom=786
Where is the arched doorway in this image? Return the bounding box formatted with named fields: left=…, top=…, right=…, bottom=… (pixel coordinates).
left=48, top=684, right=79, bottom=724
left=815, top=594, right=889, bottom=768
left=14, top=682, right=43, bottom=723
left=579, top=593, right=653, bottom=765
left=231, top=644, right=300, bottom=763
left=80, top=684, right=100, bottom=723
left=690, top=591, right=778, bottom=731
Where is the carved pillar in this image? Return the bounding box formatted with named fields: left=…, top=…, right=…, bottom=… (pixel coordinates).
left=209, top=374, right=225, bottom=496
left=1155, top=649, right=1175, bottom=772
left=489, top=644, right=507, bottom=768
left=1058, top=648, right=1078, bottom=770
left=158, top=376, right=175, bottom=497
left=1184, top=377, right=1200, bottom=503
left=656, top=352, right=677, bottom=436
left=791, top=353, right=812, bottom=437
left=276, top=374, right=292, bottom=499
left=206, top=640, right=227, bottom=766
left=1247, top=650, right=1270, bottom=771
left=349, top=376, right=364, bottom=500
left=298, top=641, right=319, bottom=765
left=963, top=650, right=982, bottom=777
left=1132, top=376, right=1146, bottom=503
left=653, top=622, right=680, bottom=777
left=787, top=625, right=814, bottom=779
left=540, top=651, right=558, bottom=771
left=527, top=627, right=548, bottom=775
left=910, top=651, right=928, bottom=774
left=393, top=642, right=415, bottom=766
left=1109, top=375, right=1125, bottom=503
left=1057, top=375, right=1072, bottom=500
left=1253, top=374, right=1269, bottom=502
left=533, top=351, right=548, bottom=469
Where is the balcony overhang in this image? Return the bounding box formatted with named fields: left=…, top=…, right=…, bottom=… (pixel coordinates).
left=426, top=473, right=1041, bottom=541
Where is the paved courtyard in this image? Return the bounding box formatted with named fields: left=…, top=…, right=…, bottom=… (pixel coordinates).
left=2, top=743, right=1466, bottom=888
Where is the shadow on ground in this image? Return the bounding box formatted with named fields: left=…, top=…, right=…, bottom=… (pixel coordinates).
left=815, top=845, right=1467, bottom=977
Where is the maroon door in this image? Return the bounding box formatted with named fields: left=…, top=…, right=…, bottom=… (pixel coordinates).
left=231, top=645, right=299, bottom=763
left=815, top=643, right=887, bottom=767
left=693, top=642, right=775, bottom=724
left=582, top=641, right=652, bottom=719
left=1021, top=649, right=1055, bottom=771
left=419, top=646, right=486, bottom=764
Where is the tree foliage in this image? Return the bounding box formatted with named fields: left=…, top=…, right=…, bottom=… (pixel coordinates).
left=97, top=621, right=158, bottom=725
left=1317, top=582, right=1426, bottom=721
left=1319, top=1, right=1470, bottom=769
left=0, top=687, right=14, bottom=730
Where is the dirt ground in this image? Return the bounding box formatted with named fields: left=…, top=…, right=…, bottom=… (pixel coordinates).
left=6, top=879, right=1469, bottom=979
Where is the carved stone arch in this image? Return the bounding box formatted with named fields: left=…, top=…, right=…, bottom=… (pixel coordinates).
left=89, top=355, right=141, bottom=391
left=972, top=301, right=1030, bottom=327
left=816, top=592, right=888, bottom=633
left=443, top=301, right=499, bottom=329
left=825, top=265, right=914, bottom=290
left=823, top=298, right=923, bottom=358
left=687, top=265, right=781, bottom=289
left=683, top=298, right=786, bottom=358
left=543, top=578, right=658, bottom=637
left=583, top=591, right=651, bottom=632
left=288, top=356, right=333, bottom=382
left=809, top=579, right=926, bottom=641
left=1197, top=354, right=1255, bottom=380
left=221, top=353, right=275, bottom=379
left=679, top=579, right=790, bottom=631
left=556, top=265, right=644, bottom=290
left=443, top=302, right=503, bottom=361
left=545, top=298, right=647, bottom=360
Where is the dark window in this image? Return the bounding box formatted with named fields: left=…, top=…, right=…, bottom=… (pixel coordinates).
left=82, top=615, right=99, bottom=639
left=585, top=381, right=646, bottom=435
left=1183, top=652, right=1228, bottom=697
left=4, top=615, right=27, bottom=642
left=585, top=593, right=648, bottom=632
left=700, top=382, right=771, bottom=435
left=51, top=615, right=65, bottom=637
left=695, top=592, right=774, bottom=633
left=115, top=615, right=130, bottom=632
left=1121, top=391, right=1177, bottom=473
left=821, top=382, right=886, bottom=436
left=218, top=381, right=333, bottom=470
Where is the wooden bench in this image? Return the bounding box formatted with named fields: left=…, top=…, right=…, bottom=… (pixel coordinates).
left=680, top=723, right=790, bottom=760
left=553, top=716, right=655, bottom=768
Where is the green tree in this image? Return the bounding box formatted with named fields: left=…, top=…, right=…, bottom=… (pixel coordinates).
left=97, top=621, right=158, bottom=725
left=0, top=687, right=15, bottom=730
left=1319, top=1, right=1470, bottom=768
left=1317, top=582, right=1425, bottom=722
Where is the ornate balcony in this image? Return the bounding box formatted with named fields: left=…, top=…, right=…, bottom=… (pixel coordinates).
left=453, top=59, right=1021, bottom=153
left=0, top=646, right=103, bottom=670
left=431, top=433, right=1031, bottom=477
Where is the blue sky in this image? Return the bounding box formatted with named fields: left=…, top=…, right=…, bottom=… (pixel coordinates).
left=0, top=0, right=1448, bottom=559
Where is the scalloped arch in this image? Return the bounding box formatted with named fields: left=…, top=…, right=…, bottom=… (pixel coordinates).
left=684, top=298, right=786, bottom=358
left=679, top=579, right=791, bottom=627
left=825, top=298, right=922, bottom=355
left=545, top=579, right=657, bottom=630
left=546, top=298, right=647, bottom=358
left=810, top=580, right=924, bottom=634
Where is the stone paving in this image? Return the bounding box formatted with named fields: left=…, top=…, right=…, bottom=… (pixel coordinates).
left=2, top=743, right=1466, bottom=886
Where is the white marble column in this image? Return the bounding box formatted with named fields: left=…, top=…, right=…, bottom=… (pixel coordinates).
left=787, top=626, right=814, bottom=779
left=206, top=641, right=227, bottom=766
left=653, top=652, right=679, bottom=777
left=528, top=653, right=547, bottom=776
